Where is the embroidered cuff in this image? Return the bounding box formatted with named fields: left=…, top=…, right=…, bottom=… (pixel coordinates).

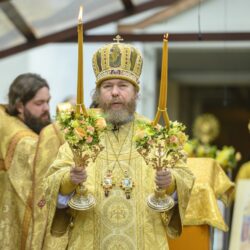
left=165, top=174, right=176, bottom=195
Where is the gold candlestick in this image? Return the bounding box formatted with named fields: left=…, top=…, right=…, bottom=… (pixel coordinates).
left=147, top=143, right=174, bottom=212
left=67, top=6, right=96, bottom=211
left=149, top=34, right=173, bottom=212
left=68, top=148, right=96, bottom=211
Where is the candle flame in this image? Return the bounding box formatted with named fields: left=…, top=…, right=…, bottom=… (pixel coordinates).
left=78, top=6, right=83, bottom=22
left=164, top=33, right=169, bottom=40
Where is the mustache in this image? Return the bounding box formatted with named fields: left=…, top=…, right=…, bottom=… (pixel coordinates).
left=41, top=111, right=50, bottom=117
left=107, top=98, right=123, bottom=105
left=110, top=97, right=122, bottom=102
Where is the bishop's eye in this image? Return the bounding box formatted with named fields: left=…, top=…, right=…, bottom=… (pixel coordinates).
left=102, top=84, right=112, bottom=89
left=120, top=84, right=128, bottom=88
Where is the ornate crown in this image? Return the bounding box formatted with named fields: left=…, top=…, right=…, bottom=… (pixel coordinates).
left=92, top=35, right=143, bottom=90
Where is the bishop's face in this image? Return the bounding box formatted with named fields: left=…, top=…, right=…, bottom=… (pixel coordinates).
left=98, top=79, right=138, bottom=126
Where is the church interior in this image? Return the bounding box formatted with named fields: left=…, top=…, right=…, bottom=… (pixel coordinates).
left=1, top=0, right=250, bottom=249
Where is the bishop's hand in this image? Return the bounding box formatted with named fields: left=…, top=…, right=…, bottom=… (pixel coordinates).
left=155, top=169, right=172, bottom=189
left=70, top=166, right=87, bottom=185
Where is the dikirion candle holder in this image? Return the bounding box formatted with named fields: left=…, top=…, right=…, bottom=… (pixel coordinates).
left=57, top=6, right=107, bottom=211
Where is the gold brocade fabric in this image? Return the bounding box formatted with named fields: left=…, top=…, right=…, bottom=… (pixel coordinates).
left=31, top=123, right=65, bottom=250
left=184, top=158, right=235, bottom=231
left=0, top=104, right=64, bottom=250
left=43, top=116, right=194, bottom=250
left=0, top=105, right=37, bottom=249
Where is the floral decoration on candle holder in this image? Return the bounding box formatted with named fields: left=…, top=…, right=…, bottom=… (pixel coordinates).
left=57, top=108, right=107, bottom=210
left=134, top=120, right=188, bottom=212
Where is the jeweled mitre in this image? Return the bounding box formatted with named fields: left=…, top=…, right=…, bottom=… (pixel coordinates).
left=92, top=38, right=143, bottom=89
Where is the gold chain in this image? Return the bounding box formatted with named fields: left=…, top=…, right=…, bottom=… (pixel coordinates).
left=105, top=121, right=134, bottom=172
left=103, top=121, right=135, bottom=198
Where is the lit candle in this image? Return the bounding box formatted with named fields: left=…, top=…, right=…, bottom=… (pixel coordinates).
left=153, top=34, right=169, bottom=127
left=76, top=6, right=83, bottom=114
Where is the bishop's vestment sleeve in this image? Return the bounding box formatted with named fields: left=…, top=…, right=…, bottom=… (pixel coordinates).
left=42, top=143, right=76, bottom=249
left=164, top=160, right=195, bottom=238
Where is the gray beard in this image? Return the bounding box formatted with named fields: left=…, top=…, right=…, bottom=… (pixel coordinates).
left=100, top=98, right=136, bottom=126
left=91, top=88, right=137, bottom=126
left=105, top=109, right=134, bottom=126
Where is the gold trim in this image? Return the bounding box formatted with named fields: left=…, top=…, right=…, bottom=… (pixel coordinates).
left=30, top=130, right=42, bottom=247
left=20, top=130, right=37, bottom=249
left=96, top=69, right=140, bottom=90
left=4, top=130, right=37, bottom=170
left=21, top=190, right=33, bottom=250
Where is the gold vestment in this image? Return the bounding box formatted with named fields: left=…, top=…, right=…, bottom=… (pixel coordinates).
left=42, top=116, right=194, bottom=250
left=0, top=104, right=64, bottom=250
left=0, top=105, right=37, bottom=249
left=31, top=122, right=65, bottom=249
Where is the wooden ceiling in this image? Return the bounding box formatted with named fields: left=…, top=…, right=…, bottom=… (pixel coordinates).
left=0, top=0, right=250, bottom=59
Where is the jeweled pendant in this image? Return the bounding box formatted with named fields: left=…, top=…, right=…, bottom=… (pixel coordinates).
left=102, top=169, right=114, bottom=197
left=120, top=170, right=134, bottom=199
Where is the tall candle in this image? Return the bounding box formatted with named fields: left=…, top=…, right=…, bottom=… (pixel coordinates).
left=160, top=33, right=168, bottom=109
left=76, top=6, right=83, bottom=114
left=153, top=34, right=169, bottom=127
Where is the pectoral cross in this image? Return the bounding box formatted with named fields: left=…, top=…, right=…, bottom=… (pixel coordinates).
left=113, top=35, right=124, bottom=43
